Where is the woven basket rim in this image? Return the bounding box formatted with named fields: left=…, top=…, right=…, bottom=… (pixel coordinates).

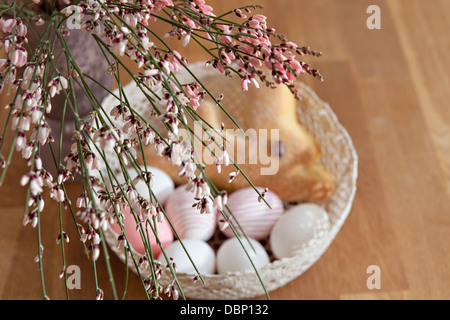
left=100, top=62, right=359, bottom=298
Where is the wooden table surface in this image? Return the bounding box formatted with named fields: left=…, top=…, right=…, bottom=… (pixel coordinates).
left=1, top=0, right=449, bottom=300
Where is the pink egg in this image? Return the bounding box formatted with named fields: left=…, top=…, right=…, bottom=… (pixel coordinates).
left=164, top=185, right=217, bottom=241
left=218, top=187, right=284, bottom=240
left=110, top=206, right=174, bottom=257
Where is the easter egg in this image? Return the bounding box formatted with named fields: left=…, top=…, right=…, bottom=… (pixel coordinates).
left=216, top=237, right=270, bottom=274
left=157, top=239, right=216, bottom=275
left=218, top=187, right=284, bottom=240
left=270, top=203, right=330, bottom=259
left=164, top=185, right=216, bottom=241
left=110, top=206, right=174, bottom=258
left=116, top=165, right=174, bottom=205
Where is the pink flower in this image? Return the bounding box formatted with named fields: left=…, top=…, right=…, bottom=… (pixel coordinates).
left=154, top=0, right=174, bottom=11
left=290, top=59, right=305, bottom=74
left=141, top=127, right=156, bottom=145
left=48, top=76, right=68, bottom=97
left=273, top=51, right=286, bottom=62
left=190, top=97, right=200, bottom=110
left=36, top=123, right=51, bottom=145
left=167, top=51, right=184, bottom=71
left=16, top=131, right=27, bottom=151
left=178, top=161, right=196, bottom=180
left=213, top=195, right=223, bottom=211
left=36, top=18, right=45, bottom=26
left=180, top=15, right=197, bottom=29
left=22, top=143, right=33, bottom=160
left=22, top=173, right=44, bottom=196
left=248, top=57, right=262, bottom=67
left=0, top=59, right=8, bottom=73
left=252, top=15, right=267, bottom=23
left=186, top=177, right=211, bottom=199
left=220, top=35, right=232, bottom=44
left=112, top=38, right=127, bottom=56
left=51, top=185, right=65, bottom=202
left=217, top=24, right=233, bottom=34
left=11, top=48, right=27, bottom=67
left=219, top=50, right=232, bottom=65
left=182, top=31, right=191, bottom=47
left=236, top=44, right=255, bottom=55
left=260, top=45, right=271, bottom=57
left=212, top=59, right=225, bottom=74
left=248, top=19, right=263, bottom=30
left=0, top=18, right=16, bottom=33
left=61, top=5, right=83, bottom=17
left=92, top=233, right=101, bottom=261
left=124, top=13, right=138, bottom=27
left=250, top=77, right=260, bottom=88
left=197, top=4, right=214, bottom=15
left=264, top=58, right=273, bottom=70
left=241, top=78, right=250, bottom=91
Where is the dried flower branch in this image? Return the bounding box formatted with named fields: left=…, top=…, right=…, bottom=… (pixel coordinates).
left=0, top=0, right=322, bottom=300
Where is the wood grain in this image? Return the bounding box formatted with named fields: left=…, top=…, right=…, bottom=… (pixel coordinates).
left=1, top=0, right=449, bottom=300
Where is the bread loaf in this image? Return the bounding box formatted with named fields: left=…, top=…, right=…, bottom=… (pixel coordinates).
left=141, top=73, right=334, bottom=202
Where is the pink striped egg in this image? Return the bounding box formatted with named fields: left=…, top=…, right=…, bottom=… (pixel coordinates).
left=218, top=187, right=284, bottom=240
left=164, top=185, right=217, bottom=241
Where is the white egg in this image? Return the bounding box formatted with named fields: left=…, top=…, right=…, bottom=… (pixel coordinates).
left=216, top=237, right=270, bottom=274
left=270, top=203, right=331, bottom=259
left=218, top=187, right=284, bottom=240
left=158, top=239, right=216, bottom=275
left=117, top=165, right=174, bottom=204
left=165, top=185, right=217, bottom=241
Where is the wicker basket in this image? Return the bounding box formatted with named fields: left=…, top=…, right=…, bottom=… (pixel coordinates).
left=99, top=62, right=358, bottom=300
